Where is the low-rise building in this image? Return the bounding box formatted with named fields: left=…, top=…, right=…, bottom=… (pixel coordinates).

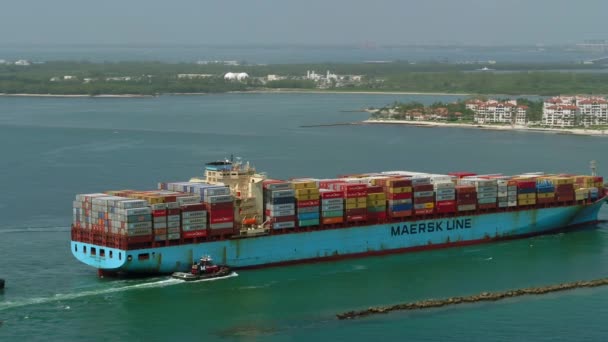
left=466, top=99, right=526, bottom=124
left=542, top=96, right=608, bottom=127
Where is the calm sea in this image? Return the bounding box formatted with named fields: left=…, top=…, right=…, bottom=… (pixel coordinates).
left=0, top=93, right=607, bottom=341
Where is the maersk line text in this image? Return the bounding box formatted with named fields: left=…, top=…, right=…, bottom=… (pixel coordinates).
left=390, top=218, right=472, bottom=236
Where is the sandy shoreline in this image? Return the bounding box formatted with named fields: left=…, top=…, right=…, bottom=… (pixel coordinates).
left=0, top=93, right=154, bottom=98
left=363, top=119, right=608, bottom=136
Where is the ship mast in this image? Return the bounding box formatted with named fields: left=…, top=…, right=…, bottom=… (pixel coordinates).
left=590, top=160, right=597, bottom=177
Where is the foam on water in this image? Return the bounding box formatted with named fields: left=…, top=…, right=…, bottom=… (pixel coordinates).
left=0, top=272, right=238, bottom=312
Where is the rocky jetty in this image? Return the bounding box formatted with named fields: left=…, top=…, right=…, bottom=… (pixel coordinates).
left=336, top=278, right=608, bottom=320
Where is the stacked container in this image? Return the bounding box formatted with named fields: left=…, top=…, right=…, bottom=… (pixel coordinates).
left=292, top=180, right=321, bottom=228
left=462, top=178, right=498, bottom=209
left=112, top=199, right=152, bottom=243
left=264, top=181, right=296, bottom=230
left=337, top=183, right=367, bottom=223
left=204, top=186, right=234, bottom=236
left=515, top=179, right=537, bottom=206
left=320, top=189, right=344, bottom=224
left=575, top=188, right=590, bottom=201
left=455, top=185, right=476, bottom=211
left=166, top=201, right=181, bottom=240
left=379, top=178, right=413, bottom=218
left=151, top=203, right=168, bottom=241
left=180, top=203, right=207, bottom=238
left=433, top=177, right=456, bottom=214
left=366, top=185, right=387, bottom=221
left=496, top=179, right=509, bottom=208
left=552, top=177, right=575, bottom=202
left=507, top=180, right=518, bottom=207
left=536, top=179, right=556, bottom=205
left=412, top=177, right=434, bottom=215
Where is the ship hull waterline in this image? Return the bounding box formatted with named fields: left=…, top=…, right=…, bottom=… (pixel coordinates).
left=71, top=199, right=606, bottom=275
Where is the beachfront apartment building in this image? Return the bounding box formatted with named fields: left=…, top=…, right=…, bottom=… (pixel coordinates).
left=542, top=96, right=608, bottom=127
left=466, top=99, right=528, bottom=124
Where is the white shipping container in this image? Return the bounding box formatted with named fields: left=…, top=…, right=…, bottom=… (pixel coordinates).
left=167, top=215, right=181, bottom=223
left=413, top=203, right=428, bottom=210
left=433, top=182, right=455, bottom=189
left=478, top=198, right=496, bottom=204
left=150, top=203, right=167, bottom=210
left=166, top=202, right=180, bottom=209
left=508, top=200, right=518, bottom=207
left=321, top=198, right=344, bottom=205
left=458, top=204, right=476, bottom=211
left=270, top=189, right=295, bottom=198
left=266, top=203, right=296, bottom=211
left=127, top=228, right=152, bottom=236
left=271, top=221, right=295, bottom=229
left=414, top=191, right=434, bottom=198
left=152, top=222, right=167, bottom=229
left=508, top=190, right=517, bottom=196
left=181, top=211, right=207, bottom=219
left=116, top=200, right=148, bottom=209
left=266, top=182, right=292, bottom=191
left=497, top=191, right=508, bottom=197
left=297, top=206, right=319, bottom=214
left=267, top=209, right=296, bottom=217
left=210, top=222, right=234, bottom=230
left=167, top=227, right=180, bottom=234
left=477, top=192, right=498, bottom=199
left=182, top=218, right=207, bottom=225
left=322, top=204, right=344, bottom=211
left=204, top=187, right=231, bottom=197
left=177, top=196, right=200, bottom=205
left=435, top=189, right=455, bottom=196
left=127, top=222, right=152, bottom=229
left=182, top=224, right=207, bottom=231
left=167, top=221, right=180, bottom=228
left=436, top=194, right=456, bottom=201
left=207, top=195, right=233, bottom=204
left=168, top=233, right=181, bottom=240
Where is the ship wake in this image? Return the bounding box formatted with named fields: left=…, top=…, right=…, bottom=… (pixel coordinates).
left=0, top=272, right=238, bottom=312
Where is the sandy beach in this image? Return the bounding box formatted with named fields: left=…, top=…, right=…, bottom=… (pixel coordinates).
left=363, top=119, right=608, bottom=136
left=0, top=93, right=154, bottom=98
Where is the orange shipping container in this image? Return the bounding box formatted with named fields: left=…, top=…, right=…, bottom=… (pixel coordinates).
left=322, top=217, right=344, bottom=225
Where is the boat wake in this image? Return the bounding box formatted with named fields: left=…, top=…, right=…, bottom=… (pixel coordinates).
left=0, top=272, right=238, bottom=312
left=0, top=226, right=70, bottom=234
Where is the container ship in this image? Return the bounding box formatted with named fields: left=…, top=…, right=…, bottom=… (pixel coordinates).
left=70, top=158, right=607, bottom=276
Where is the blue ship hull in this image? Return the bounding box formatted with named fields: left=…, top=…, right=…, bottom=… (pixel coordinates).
left=71, top=199, right=606, bottom=275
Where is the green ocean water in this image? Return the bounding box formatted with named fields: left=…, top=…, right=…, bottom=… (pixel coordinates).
left=0, top=93, right=607, bottom=341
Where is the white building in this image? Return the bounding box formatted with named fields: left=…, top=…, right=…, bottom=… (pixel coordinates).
left=14, top=59, right=31, bottom=66
left=542, top=96, right=608, bottom=127
left=177, top=74, right=214, bottom=79
left=466, top=99, right=525, bottom=124
left=224, top=72, right=249, bottom=81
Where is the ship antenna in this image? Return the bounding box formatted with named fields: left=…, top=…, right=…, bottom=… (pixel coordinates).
left=590, top=160, right=597, bottom=177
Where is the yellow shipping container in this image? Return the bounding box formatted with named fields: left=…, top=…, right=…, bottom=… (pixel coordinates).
left=388, top=186, right=412, bottom=194
left=308, top=189, right=320, bottom=196
left=356, top=198, right=367, bottom=205
left=345, top=198, right=357, bottom=205
left=517, top=194, right=536, bottom=200
left=295, top=194, right=311, bottom=201
left=575, top=195, right=587, bottom=201
left=356, top=202, right=367, bottom=209
left=367, top=193, right=386, bottom=200
left=291, top=181, right=317, bottom=189
left=550, top=177, right=575, bottom=185
left=367, top=200, right=385, bottom=207
left=345, top=203, right=360, bottom=210
left=295, top=188, right=310, bottom=196
left=537, top=193, right=555, bottom=199
left=424, top=202, right=435, bottom=209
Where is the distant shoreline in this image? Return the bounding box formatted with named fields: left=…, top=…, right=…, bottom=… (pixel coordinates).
left=0, top=90, right=478, bottom=98
left=363, top=119, right=608, bottom=136
left=0, top=93, right=154, bottom=98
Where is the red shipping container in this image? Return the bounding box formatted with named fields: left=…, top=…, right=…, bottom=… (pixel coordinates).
left=448, top=172, right=477, bottom=179
left=263, top=179, right=288, bottom=189
left=346, top=214, right=367, bottom=222
left=167, top=208, right=180, bottom=215
left=127, top=235, right=153, bottom=244
left=537, top=197, right=555, bottom=204
left=386, top=192, right=413, bottom=200
left=319, top=180, right=346, bottom=190
left=456, top=185, right=476, bottom=193
left=297, top=200, right=320, bottom=207
left=457, top=193, right=476, bottom=200
left=345, top=208, right=367, bottom=215
left=457, top=198, right=477, bottom=205
left=337, top=184, right=367, bottom=192
left=210, top=216, right=234, bottom=224
left=270, top=215, right=296, bottom=223
left=436, top=205, right=456, bottom=214
left=163, top=196, right=177, bottom=203
left=367, top=212, right=387, bottom=220
left=414, top=209, right=434, bottom=215
left=413, top=184, right=434, bottom=192
left=436, top=200, right=456, bottom=207
left=181, top=204, right=205, bottom=212
left=388, top=210, right=412, bottom=218
left=182, top=230, right=208, bottom=239
left=516, top=180, right=536, bottom=189
left=320, top=190, right=343, bottom=199
left=366, top=186, right=384, bottom=194
left=207, top=202, right=234, bottom=210
left=152, top=210, right=167, bottom=217
left=414, top=196, right=434, bottom=203
left=478, top=203, right=497, bottom=210
left=387, top=179, right=412, bottom=187
left=556, top=195, right=574, bottom=202
left=345, top=191, right=367, bottom=198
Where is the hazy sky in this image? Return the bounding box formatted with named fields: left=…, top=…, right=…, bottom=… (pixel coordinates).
left=2, top=0, right=606, bottom=46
